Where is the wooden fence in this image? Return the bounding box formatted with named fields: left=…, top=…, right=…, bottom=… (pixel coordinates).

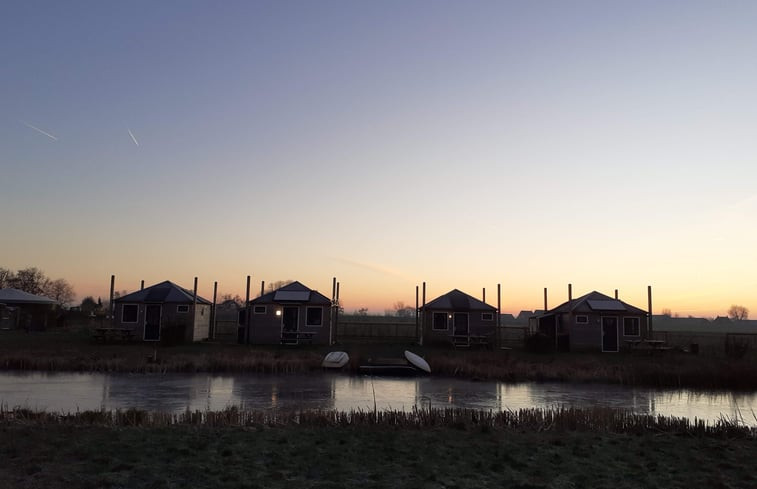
left=652, top=330, right=757, bottom=357
left=210, top=317, right=528, bottom=348
left=337, top=321, right=417, bottom=342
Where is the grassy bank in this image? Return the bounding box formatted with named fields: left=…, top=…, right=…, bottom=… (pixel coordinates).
left=1, top=407, right=755, bottom=489
left=2, top=329, right=757, bottom=390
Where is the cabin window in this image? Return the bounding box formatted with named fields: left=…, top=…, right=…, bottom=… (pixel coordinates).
left=253, top=305, right=266, bottom=314
left=432, top=312, right=448, bottom=331
left=122, top=304, right=138, bottom=323
left=481, top=312, right=494, bottom=321
left=176, top=305, right=189, bottom=313
left=623, top=317, right=640, bottom=336
left=575, top=315, right=589, bottom=324
left=306, top=307, right=323, bottom=327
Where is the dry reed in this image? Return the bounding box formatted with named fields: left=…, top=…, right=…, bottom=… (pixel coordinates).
left=1, top=405, right=753, bottom=438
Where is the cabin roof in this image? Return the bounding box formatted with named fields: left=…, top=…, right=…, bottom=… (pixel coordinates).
left=535, top=291, right=647, bottom=317
left=422, top=289, right=496, bottom=312
left=0, top=288, right=57, bottom=305
left=114, top=281, right=211, bottom=305
left=250, top=281, right=331, bottom=305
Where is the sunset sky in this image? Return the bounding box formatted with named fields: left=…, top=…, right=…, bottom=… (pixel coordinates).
left=2, top=1, right=756, bottom=317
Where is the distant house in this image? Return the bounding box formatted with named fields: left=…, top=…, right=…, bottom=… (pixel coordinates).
left=420, top=289, right=498, bottom=346
left=0, top=288, right=57, bottom=330
left=531, top=291, right=648, bottom=352
left=113, top=281, right=211, bottom=342
left=246, top=281, right=332, bottom=345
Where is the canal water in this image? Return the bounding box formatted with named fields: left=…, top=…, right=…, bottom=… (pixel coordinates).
left=1, top=372, right=755, bottom=426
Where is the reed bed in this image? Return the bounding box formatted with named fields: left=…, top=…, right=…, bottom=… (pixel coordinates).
left=426, top=350, right=757, bottom=390
left=3, top=330, right=757, bottom=390
left=2, top=405, right=754, bottom=438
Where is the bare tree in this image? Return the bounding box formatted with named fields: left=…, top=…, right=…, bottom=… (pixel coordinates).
left=10, top=267, right=48, bottom=294
left=0, top=268, right=14, bottom=288
left=43, top=278, right=76, bottom=306
left=80, top=296, right=99, bottom=313
left=393, top=300, right=414, bottom=318
left=267, top=280, right=294, bottom=292
left=728, top=305, right=749, bottom=321
left=219, top=293, right=244, bottom=306
left=355, top=308, right=368, bottom=316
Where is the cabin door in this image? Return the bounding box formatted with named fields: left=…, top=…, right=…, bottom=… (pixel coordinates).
left=601, top=316, right=618, bottom=352
left=144, top=305, right=162, bottom=341
left=281, top=306, right=299, bottom=344
left=453, top=312, right=469, bottom=336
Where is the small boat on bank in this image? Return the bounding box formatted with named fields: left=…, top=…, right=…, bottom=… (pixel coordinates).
left=322, top=351, right=350, bottom=369
left=358, top=350, right=431, bottom=376
left=404, top=350, right=431, bottom=374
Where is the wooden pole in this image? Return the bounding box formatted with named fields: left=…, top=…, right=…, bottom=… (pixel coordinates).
left=245, top=275, right=251, bottom=344
left=543, top=287, right=548, bottom=311
left=211, top=281, right=218, bottom=340
left=420, top=282, right=426, bottom=346
left=647, top=285, right=653, bottom=340
left=330, top=277, right=336, bottom=345
left=192, top=277, right=198, bottom=341
left=415, top=285, right=419, bottom=343
left=109, top=275, right=115, bottom=324
left=497, top=283, right=501, bottom=350
left=335, top=282, right=340, bottom=342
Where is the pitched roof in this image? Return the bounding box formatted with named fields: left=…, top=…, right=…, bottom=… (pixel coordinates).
left=250, top=281, right=331, bottom=305
left=114, top=281, right=211, bottom=305
left=0, top=288, right=57, bottom=305
left=539, top=291, right=647, bottom=316
left=422, top=289, right=496, bottom=312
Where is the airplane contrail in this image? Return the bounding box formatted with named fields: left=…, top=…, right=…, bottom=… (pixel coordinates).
left=23, top=122, right=58, bottom=141
left=128, top=128, right=140, bottom=146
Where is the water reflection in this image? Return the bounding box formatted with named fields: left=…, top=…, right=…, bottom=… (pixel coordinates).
left=0, top=372, right=755, bottom=426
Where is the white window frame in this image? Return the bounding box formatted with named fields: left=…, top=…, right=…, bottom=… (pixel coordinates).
left=176, top=305, right=190, bottom=313
left=305, top=306, right=323, bottom=327
left=481, top=312, right=494, bottom=321
left=575, top=315, right=589, bottom=324
left=122, top=304, right=139, bottom=323
left=253, top=305, right=267, bottom=315
left=623, top=317, right=640, bottom=337
left=432, top=312, right=448, bottom=331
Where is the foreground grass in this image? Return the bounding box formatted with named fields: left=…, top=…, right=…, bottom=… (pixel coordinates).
left=2, top=329, right=757, bottom=390
left=1, top=417, right=755, bottom=489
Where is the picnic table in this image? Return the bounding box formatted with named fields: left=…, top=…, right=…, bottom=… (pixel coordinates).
left=450, top=334, right=493, bottom=349
left=280, top=331, right=317, bottom=345
left=93, top=327, right=135, bottom=343
left=625, top=339, right=672, bottom=353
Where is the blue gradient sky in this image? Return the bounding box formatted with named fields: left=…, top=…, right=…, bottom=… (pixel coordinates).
left=3, top=1, right=757, bottom=316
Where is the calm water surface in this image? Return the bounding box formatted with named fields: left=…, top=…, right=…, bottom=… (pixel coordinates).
left=1, top=372, right=755, bottom=426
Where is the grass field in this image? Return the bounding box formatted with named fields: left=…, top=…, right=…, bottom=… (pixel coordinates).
left=2, top=328, right=757, bottom=390
left=1, top=407, right=755, bottom=489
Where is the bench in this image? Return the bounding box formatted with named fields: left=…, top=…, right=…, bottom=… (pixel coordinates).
left=450, top=334, right=493, bottom=350
left=280, top=331, right=317, bottom=345
left=625, top=339, right=672, bottom=353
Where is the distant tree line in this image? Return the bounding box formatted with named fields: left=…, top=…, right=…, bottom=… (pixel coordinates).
left=0, top=266, right=75, bottom=306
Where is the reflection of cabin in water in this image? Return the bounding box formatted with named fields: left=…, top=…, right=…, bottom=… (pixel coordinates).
left=0, top=288, right=57, bottom=330
left=421, top=289, right=498, bottom=346
left=113, top=281, right=211, bottom=342
left=246, top=281, right=332, bottom=345
left=530, top=291, right=648, bottom=352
